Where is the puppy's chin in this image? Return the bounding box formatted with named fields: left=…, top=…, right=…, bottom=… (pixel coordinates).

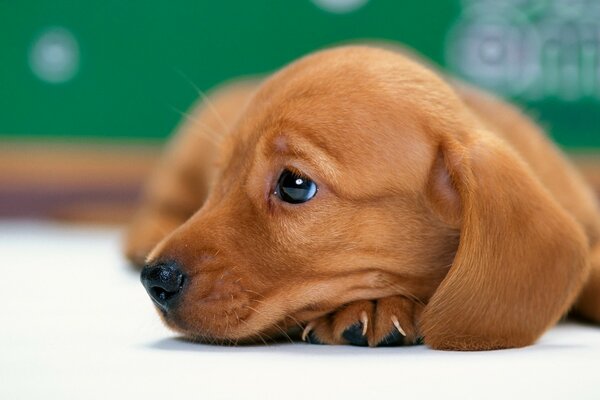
left=163, top=308, right=319, bottom=345
left=157, top=310, right=292, bottom=345
left=155, top=299, right=255, bottom=343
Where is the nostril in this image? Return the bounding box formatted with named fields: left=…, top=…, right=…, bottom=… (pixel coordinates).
left=140, top=262, right=186, bottom=310
left=150, top=285, right=179, bottom=302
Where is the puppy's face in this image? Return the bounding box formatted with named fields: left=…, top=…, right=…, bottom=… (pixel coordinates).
left=146, top=47, right=464, bottom=343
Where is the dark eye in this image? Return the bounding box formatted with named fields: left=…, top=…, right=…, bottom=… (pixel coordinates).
left=274, top=169, right=318, bottom=204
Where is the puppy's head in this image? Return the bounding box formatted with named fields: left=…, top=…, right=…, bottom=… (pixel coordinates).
left=140, top=46, right=486, bottom=343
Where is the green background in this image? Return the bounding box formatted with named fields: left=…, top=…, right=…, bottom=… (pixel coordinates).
left=1, top=0, right=598, bottom=148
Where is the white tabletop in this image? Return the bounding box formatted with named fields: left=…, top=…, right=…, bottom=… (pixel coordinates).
left=2, top=222, right=599, bottom=400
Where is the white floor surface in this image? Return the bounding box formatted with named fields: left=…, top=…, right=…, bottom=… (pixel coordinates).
left=2, top=222, right=600, bottom=400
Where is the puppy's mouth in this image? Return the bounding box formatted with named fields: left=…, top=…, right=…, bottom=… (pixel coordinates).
left=161, top=297, right=320, bottom=345
left=154, top=269, right=407, bottom=344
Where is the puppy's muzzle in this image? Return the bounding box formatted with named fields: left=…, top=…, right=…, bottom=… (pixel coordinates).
left=141, top=262, right=186, bottom=312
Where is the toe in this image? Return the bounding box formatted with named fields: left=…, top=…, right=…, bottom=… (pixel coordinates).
left=301, top=316, right=339, bottom=345
left=377, top=328, right=405, bottom=347
left=307, top=331, right=324, bottom=345
left=342, top=322, right=369, bottom=346
left=369, top=296, right=422, bottom=347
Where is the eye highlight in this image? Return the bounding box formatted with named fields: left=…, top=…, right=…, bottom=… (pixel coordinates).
left=274, top=169, right=318, bottom=204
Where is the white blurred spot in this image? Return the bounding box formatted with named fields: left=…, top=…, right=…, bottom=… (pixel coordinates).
left=295, top=178, right=304, bottom=185
left=311, top=0, right=368, bottom=14
left=29, top=27, right=79, bottom=84
left=479, top=37, right=506, bottom=64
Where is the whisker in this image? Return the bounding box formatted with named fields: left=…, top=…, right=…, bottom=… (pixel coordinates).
left=246, top=290, right=303, bottom=331
left=169, top=104, right=221, bottom=143
left=380, top=277, right=426, bottom=306
left=244, top=305, right=294, bottom=344
left=169, top=105, right=221, bottom=145
left=283, top=313, right=304, bottom=330
left=224, top=313, right=230, bottom=336
left=238, top=318, right=269, bottom=346
left=233, top=311, right=241, bottom=346
left=243, top=289, right=265, bottom=298
left=173, top=67, right=229, bottom=132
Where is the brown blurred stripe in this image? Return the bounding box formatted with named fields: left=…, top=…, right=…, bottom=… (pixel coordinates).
left=1, top=141, right=600, bottom=224
left=1, top=183, right=141, bottom=218
left=0, top=141, right=160, bottom=223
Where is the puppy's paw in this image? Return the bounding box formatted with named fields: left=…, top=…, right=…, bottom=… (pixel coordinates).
left=303, top=296, right=423, bottom=347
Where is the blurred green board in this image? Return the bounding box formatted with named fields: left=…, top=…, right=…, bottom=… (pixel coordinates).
left=1, top=0, right=599, bottom=148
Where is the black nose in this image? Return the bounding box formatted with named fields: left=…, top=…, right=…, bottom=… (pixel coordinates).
left=140, top=262, right=185, bottom=311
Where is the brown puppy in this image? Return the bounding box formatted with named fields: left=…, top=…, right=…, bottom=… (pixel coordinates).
left=125, top=45, right=600, bottom=350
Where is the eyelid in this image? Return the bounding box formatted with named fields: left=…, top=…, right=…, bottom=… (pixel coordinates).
left=281, top=165, right=311, bottom=180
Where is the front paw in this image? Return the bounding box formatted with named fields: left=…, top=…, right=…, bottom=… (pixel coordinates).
left=302, top=296, right=423, bottom=347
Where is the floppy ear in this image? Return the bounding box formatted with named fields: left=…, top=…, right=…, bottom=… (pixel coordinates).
left=421, top=134, right=590, bottom=350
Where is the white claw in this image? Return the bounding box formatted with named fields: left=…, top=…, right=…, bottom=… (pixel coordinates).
left=302, top=321, right=316, bottom=342
left=391, top=315, right=407, bottom=337
left=360, top=311, right=369, bottom=336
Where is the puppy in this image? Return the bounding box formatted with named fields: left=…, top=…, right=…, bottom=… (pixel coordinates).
left=125, top=45, right=600, bottom=350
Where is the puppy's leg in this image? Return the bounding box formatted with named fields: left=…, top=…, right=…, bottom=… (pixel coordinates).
left=124, top=80, right=259, bottom=267
left=574, top=243, right=600, bottom=322
left=304, top=296, right=423, bottom=346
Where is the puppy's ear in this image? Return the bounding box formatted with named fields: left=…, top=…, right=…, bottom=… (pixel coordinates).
left=421, top=134, right=589, bottom=350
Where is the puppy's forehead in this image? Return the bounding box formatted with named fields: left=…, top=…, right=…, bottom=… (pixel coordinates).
left=260, top=119, right=431, bottom=198
left=245, top=47, right=453, bottom=195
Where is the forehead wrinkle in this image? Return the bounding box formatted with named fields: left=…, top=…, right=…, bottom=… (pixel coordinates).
left=264, top=130, right=340, bottom=187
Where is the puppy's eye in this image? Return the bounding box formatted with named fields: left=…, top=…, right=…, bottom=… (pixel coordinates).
left=274, top=169, right=318, bottom=204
